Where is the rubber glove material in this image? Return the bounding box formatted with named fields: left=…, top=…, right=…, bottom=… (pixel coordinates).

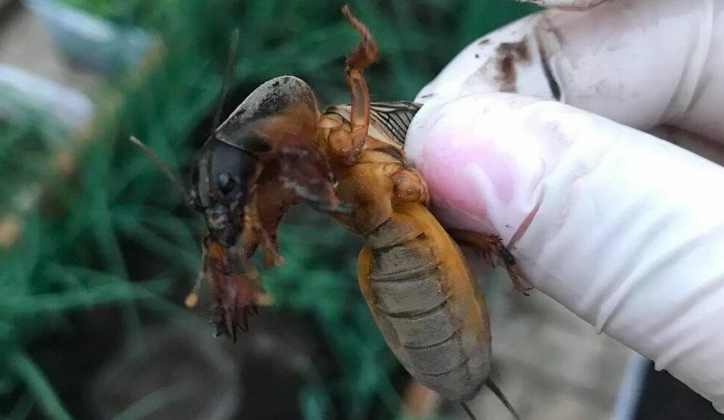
left=405, top=93, right=724, bottom=412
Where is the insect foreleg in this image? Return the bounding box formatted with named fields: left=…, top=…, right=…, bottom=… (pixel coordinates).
left=449, top=230, right=533, bottom=294
left=244, top=190, right=284, bottom=268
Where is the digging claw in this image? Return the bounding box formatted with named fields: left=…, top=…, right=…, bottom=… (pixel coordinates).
left=213, top=299, right=260, bottom=341
left=227, top=311, right=236, bottom=341
left=239, top=315, right=249, bottom=333
left=213, top=306, right=253, bottom=341
left=209, top=271, right=264, bottom=341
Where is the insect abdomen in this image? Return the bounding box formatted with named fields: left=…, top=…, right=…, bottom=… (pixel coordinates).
left=357, top=203, right=491, bottom=401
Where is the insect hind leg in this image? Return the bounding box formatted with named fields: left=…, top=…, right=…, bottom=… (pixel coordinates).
left=342, top=5, right=378, bottom=70
left=340, top=5, right=378, bottom=165
left=449, top=230, right=533, bottom=294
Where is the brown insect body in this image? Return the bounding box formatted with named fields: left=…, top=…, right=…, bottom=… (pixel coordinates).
left=130, top=11, right=522, bottom=414
left=185, top=6, right=527, bottom=415
left=358, top=209, right=490, bottom=401
left=317, top=108, right=492, bottom=400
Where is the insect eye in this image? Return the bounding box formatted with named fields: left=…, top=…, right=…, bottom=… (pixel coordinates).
left=217, top=172, right=237, bottom=196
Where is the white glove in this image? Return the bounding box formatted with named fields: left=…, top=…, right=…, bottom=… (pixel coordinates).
left=405, top=0, right=724, bottom=413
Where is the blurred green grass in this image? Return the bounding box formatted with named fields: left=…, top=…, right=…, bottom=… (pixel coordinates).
left=1, top=1, right=537, bottom=419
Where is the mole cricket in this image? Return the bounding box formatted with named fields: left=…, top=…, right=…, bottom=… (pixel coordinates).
left=132, top=6, right=530, bottom=419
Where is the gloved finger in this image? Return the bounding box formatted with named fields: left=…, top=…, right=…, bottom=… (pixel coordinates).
left=416, top=0, right=724, bottom=147
left=405, top=93, right=724, bottom=412
left=509, top=0, right=610, bottom=11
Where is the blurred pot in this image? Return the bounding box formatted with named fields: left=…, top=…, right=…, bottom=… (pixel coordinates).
left=614, top=353, right=724, bottom=420
left=23, top=0, right=152, bottom=75
left=90, top=324, right=241, bottom=420
left=0, top=64, right=93, bottom=132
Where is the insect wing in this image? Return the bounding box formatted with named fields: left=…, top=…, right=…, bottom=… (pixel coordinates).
left=369, top=101, right=422, bottom=146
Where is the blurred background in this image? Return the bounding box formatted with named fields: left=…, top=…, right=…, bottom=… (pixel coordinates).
left=0, top=0, right=721, bottom=419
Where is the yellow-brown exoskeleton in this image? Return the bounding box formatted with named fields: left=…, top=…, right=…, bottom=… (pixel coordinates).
left=184, top=6, right=529, bottom=419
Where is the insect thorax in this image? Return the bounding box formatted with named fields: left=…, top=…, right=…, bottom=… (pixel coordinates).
left=323, top=101, right=421, bottom=149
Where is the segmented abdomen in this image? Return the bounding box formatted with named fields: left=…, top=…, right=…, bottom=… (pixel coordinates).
left=357, top=203, right=491, bottom=401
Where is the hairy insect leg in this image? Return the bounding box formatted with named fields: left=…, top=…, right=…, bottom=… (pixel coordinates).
left=243, top=189, right=284, bottom=268
left=211, top=268, right=262, bottom=340
left=340, top=5, right=378, bottom=165
left=204, top=238, right=264, bottom=340
left=239, top=149, right=349, bottom=268
left=449, top=230, right=532, bottom=294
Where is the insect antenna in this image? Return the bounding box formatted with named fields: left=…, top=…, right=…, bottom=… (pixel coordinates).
left=486, top=378, right=522, bottom=420
left=209, top=28, right=240, bottom=138
left=129, top=28, right=240, bottom=201
left=460, top=401, right=478, bottom=420
left=129, top=136, right=192, bottom=205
